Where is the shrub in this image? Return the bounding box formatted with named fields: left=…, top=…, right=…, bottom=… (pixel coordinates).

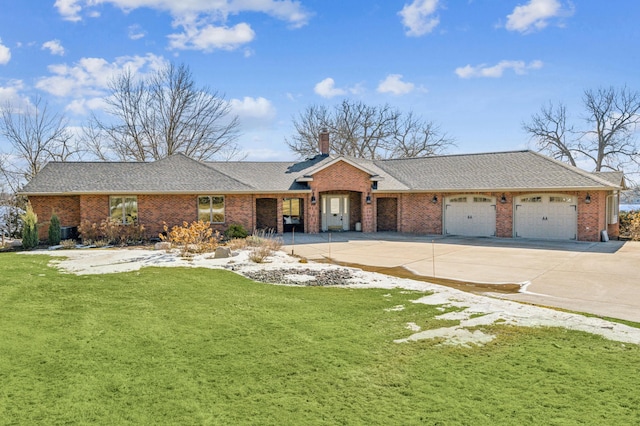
left=227, top=238, right=248, bottom=250
left=100, top=218, right=145, bottom=245
left=620, top=210, right=640, bottom=241
left=60, top=239, right=77, bottom=249
left=78, top=220, right=100, bottom=244
left=79, top=218, right=145, bottom=246
left=160, top=221, right=220, bottom=256
left=20, top=203, right=39, bottom=250
left=249, top=246, right=273, bottom=263
left=246, top=229, right=283, bottom=263
left=48, top=213, right=61, bottom=246
left=224, top=223, right=248, bottom=239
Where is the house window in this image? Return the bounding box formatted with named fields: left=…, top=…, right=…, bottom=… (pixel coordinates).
left=283, top=198, right=301, bottom=225
left=109, top=196, right=138, bottom=224
left=606, top=194, right=619, bottom=225
left=198, top=196, right=225, bottom=223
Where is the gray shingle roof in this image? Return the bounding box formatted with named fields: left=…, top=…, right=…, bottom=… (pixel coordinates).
left=20, top=150, right=622, bottom=195
left=592, top=171, right=626, bottom=189
left=374, top=151, right=619, bottom=191
left=21, top=154, right=253, bottom=194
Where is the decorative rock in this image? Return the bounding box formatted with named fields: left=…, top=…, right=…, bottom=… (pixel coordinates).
left=214, top=246, right=232, bottom=258
left=154, top=241, right=171, bottom=250
left=241, top=267, right=354, bottom=286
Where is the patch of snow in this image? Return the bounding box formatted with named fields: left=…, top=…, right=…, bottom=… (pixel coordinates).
left=20, top=247, right=640, bottom=347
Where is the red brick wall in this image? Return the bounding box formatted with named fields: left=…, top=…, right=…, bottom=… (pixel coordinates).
left=256, top=198, right=278, bottom=230
left=398, top=193, right=442, bottom=234
left=79, top=195, right=109, bottom=226
left=137, top=194, right=195, bottom=237
left=495, top=193, right=513, bottom=238
left=29, top=195, right=81, bottom=240
left=376, top=197, right=398, bottom=231
left=577, top=191, right=605, bottom=242
left=28, top=188, right=614, bottom=242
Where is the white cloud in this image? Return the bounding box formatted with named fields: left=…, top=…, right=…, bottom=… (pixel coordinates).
left=229, top=96, right=276, bottom=121
left=65, top=97, right=108, bottom=115
left=42, top=39, right=65, bottom=56
left=377, top=74, right=416, bottom=95
left=0, top=80, right=26, bottom=107
left=35, top=53, right=167, bottom=98
left=54, top=0, right=310, bottom=52
left=168, top=22, right=255, bottom=52
left=0, top=38, right=11, bottom=65
left=455, top=60, right=543, bottom=78
left=128, top=24, right=146, bottom=40
left=314, top=78, right=347, bottom=98
left=54, top=0, right=82, bottom=22
left=506, top=0, right=571, bottom=33
left=398, top=0, right=440, bottom=37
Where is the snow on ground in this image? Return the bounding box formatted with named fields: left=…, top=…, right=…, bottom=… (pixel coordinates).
left=21, top=247, right=640, bottom=347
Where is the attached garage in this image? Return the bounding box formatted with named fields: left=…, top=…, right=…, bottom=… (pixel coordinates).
left=514, top=194, right=577, bottom=240
left=444, top=195, right=496, bottom=237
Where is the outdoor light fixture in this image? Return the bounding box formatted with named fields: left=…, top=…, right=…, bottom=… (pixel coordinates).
left=432, top=195, right=438, bottom=204
left=500, top=194, right=507, bottom=204
left=366, top=193, right=372, bottom=204
left=311, top=193, right=316, bottom=205
left=585, top=193, right=591, bottom=204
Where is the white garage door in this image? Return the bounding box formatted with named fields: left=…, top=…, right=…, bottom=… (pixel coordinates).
left=514, top=194, right=577, bottom=240
left=444, top=195, right=496, bottom=237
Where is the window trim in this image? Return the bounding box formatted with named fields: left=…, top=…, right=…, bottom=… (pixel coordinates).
left=109, top=196, right=138, bottom=225
left=606, top=193, right=619, bottom=225
left=198, top=195, right=225, bottom=224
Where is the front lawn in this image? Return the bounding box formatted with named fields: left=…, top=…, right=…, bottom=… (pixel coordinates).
left=0, top=253, right=639, bottom=425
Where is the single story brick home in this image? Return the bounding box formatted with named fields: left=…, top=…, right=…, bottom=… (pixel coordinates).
left=21, top=132, right=625, bottom=242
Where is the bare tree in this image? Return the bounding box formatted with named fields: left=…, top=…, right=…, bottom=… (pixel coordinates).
left=87, top=62, right=242, bottom=161
left=0, top=96, right=75, bottom=189
left=524, top=86, right=640, bottom=173
left=286, top=99, right=454, bottom=159
left=389, top=112, right=454, bottom=158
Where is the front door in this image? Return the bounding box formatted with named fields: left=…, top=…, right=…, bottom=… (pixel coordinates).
left=321, top=195, right=349, bottom=231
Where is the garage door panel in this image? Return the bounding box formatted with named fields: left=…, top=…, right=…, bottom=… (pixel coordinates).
left=445, top=195, right=496, bottom=237
left=515, top=194, right=576, bottom=240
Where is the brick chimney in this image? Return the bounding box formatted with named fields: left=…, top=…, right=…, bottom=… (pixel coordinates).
left=319, top=129, right=330, bottom=156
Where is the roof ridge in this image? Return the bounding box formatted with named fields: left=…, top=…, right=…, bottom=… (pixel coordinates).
left=375, top=149, right=530, bottom=162
left=528, top=151, right=621, bottom=188
left=164, top=154, right=257, bottom=190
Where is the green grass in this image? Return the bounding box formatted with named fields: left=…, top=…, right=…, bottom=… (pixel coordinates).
left=1, top=253, right=639, bottom=425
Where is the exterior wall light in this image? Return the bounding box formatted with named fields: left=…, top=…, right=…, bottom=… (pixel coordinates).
left=432, top=195, right=438, bottom=204
left=311, top=193, right=316, bottom=205
left=585, top=193, right=591, bottom=204
left=500, top=194, right=507, bottom=204
left=366, top=193, right=372, bottom=204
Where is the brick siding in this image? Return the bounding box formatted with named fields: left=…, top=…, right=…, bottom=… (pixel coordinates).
left=30, top=195, right=81, bottom=241
left=376, top=197, right=398, bottom=231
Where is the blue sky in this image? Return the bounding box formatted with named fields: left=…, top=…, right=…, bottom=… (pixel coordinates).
left=0, top=0, right=638, bottom=161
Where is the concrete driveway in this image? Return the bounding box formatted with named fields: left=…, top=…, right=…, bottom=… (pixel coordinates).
left=282, top=232, right=640, bottom=323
